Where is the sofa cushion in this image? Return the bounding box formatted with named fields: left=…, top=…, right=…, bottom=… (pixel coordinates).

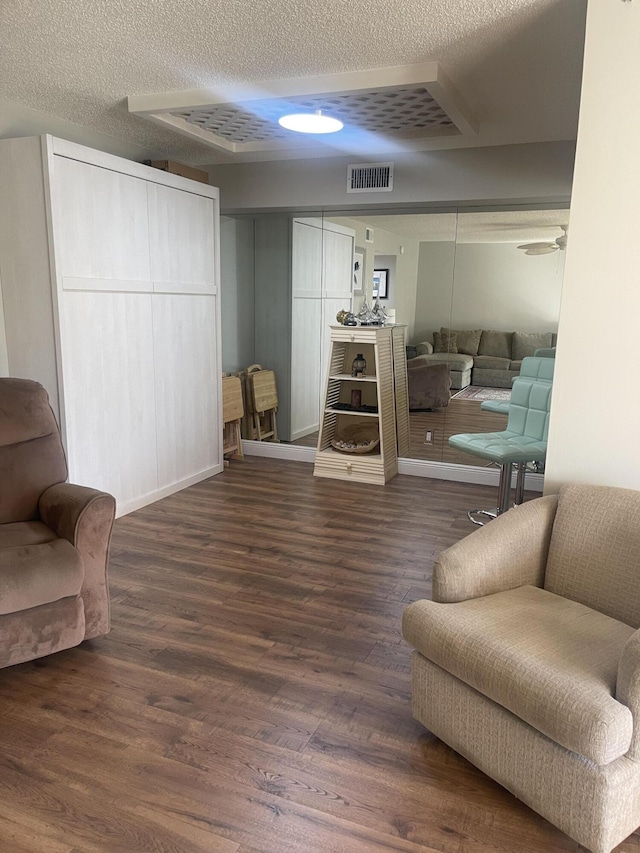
left=442, top=328, right=482, bottom=357
left=413, top=353, right=474, bottom=370
left=473, top=355, right=512, bottom=371
left=478, top=330, right=513, bottom=359
left=402, top=585, right=635, bottom=765
left=433, top=330, right=457, bottom=353
left=0, top=522, right=84, bottom=615
left=513, top=332, right=554, bottom=361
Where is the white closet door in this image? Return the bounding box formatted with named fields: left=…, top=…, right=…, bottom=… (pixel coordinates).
left=147, top=184, right=216, bottom=294
left=58, top=291, right=158, bottom=507
left=322, top=227, right=354, bottom=298
left=152, top=293, right=219, bottom=487
left=52, top=157, right=151, bottom=287
left=292, top=220, right=322, bottom=296
left=291, top=296, right=322, bottom=440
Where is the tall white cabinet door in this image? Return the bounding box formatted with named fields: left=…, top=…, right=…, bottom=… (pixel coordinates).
left=58, top=291, right=158, bottom=507
left=322, top=227, right=354, bottom=298
left=290, top=296, right=322, bottom=440
left=292, top=220, right=322, bottom=296
left=147, top=184, right=216, bottom=294
left=52, top=157, right=151, bottom=287
left=152, top=294, right=219, bottom=487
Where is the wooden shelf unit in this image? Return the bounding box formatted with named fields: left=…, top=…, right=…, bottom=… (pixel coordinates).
left=314, top=326, right=402, bottom=485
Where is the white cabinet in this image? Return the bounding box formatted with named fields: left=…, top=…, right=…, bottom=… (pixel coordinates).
left=0, top=135, right=222, bottom=516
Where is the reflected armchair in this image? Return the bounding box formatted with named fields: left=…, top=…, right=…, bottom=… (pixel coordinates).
left=0, top=378, right=115, bottom=668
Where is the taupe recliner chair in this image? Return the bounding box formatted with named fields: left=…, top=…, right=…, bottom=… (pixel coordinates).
left=0, top=378, right=115, bottom=668
left=403, top=484, right=640, bottom=853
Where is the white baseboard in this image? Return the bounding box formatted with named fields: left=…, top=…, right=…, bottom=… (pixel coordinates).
left=116, top=464, right=224, bottom=517
left=398, top=458, right=544, bottom=492
left=242, top=440, right=316, bottom=463
left=241, top=440, right=544, bottom=492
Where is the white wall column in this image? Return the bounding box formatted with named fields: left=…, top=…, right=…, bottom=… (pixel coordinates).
left=545, top=0, right=640, bottom=492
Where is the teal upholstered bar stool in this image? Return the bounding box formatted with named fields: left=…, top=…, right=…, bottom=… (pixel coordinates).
left=449, top=357, right=554, bottom=525
left=480, top=354, right=555, bottom=417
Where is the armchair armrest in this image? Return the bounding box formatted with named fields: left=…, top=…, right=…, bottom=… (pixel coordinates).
left=617, top=629, right=640, bottom=761
left=432, top=494, right=558, bottom=603
left=39, top=483, right=116, bottom=640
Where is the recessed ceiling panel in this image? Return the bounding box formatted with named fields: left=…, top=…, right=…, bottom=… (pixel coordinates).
left=128, top=62, right=477, bottom=157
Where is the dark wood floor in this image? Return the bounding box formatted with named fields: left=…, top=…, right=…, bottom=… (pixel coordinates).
left=0, top=459, right=629, bottom=851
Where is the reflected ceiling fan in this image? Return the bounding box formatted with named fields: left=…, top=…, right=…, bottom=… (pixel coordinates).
left=517, top=226, right=568, bottom=255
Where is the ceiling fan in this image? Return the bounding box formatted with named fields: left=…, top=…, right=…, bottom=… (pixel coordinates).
left=517, top=226, right=568, bottom=256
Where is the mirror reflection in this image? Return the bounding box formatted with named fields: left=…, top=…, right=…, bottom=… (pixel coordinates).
left=220, top=206, right=568, bottom=477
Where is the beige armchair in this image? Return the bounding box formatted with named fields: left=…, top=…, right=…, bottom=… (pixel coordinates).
left=403, top=485, right=640, bottom=853
left=0, top=378, right=115, bottom=668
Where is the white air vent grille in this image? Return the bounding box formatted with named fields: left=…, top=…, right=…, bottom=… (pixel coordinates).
left=347, top=162, right=394, bottom=193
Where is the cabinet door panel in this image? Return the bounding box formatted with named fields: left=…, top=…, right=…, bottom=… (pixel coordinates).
left=323, top=228, right=354, bottom=298
left=291, top=296, right=322, bottom=440
left=59, top=291, right=158, bottom=507
left=292, top=221, right=322, bottom=297
left=152, top=294, right=219, bottom=487
left=148, top=184, right=216, bottom=294
left=52, top=157, right=151, bottom=284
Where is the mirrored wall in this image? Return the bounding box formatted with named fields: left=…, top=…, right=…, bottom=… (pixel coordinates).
left=220, top=205, right=568, bottom=474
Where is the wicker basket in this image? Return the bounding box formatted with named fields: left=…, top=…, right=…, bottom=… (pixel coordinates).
left=331, top=422, right=380, bottom=454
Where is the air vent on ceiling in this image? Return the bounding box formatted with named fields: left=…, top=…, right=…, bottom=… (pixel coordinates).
left=347, top=162, right=394, bottom=193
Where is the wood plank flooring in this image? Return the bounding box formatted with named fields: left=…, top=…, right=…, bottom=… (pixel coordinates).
left=0, top=458, right=631, bottom=851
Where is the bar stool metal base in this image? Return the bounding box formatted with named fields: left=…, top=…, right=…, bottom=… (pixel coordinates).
left=468, top=462, right=528, bottom=526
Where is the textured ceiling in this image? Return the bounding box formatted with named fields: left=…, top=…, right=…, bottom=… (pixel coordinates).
left=0, top=0, right=586, bottom=165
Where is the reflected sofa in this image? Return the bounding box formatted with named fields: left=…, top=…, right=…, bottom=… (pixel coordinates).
left=0, top=378, right=115, bottom=668
left=410, top=328, right=557, bottom=389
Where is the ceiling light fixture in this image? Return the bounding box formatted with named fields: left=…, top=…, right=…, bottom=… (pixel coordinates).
left=278, top=109, right=343, bottom=134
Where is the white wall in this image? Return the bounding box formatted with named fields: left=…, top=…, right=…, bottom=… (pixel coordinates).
left=207, top=142, right=575, bottom=212
left=545, top=0, right=640, bottom=492
left=450, top=244, right=563, bottom=333
left=414, top=242, right=563, bottom=344
left=0, top=95, right=151, bottom=161
left=413, top=242, right=456, bottom=344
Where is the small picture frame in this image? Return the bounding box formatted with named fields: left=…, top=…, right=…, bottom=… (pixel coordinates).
left=372, top=268, right=389, bottom=299
left=353, top=251, right=364, bottom=295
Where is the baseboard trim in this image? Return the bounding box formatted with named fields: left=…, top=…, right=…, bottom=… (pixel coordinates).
left=398, top=458, right=544, bottom=491
left=242, top=440, right=316, bottom=463
left=116, top=464, right=224, bottom=517
left=241, top=440, right=544, bottom=492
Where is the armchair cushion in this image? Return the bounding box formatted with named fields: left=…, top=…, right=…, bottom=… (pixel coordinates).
left=403, top=584, right=635, bottom=765
left=545, top=484, right=640, bottom=629
left=0, top=522, right=83, bottom=615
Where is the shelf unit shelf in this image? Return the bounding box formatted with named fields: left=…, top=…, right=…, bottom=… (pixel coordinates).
left=324, top=408, right=379, bottom=418
left=314, top=325, right=407, bottom=485
left=328, top=374, right=378, bottom=382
